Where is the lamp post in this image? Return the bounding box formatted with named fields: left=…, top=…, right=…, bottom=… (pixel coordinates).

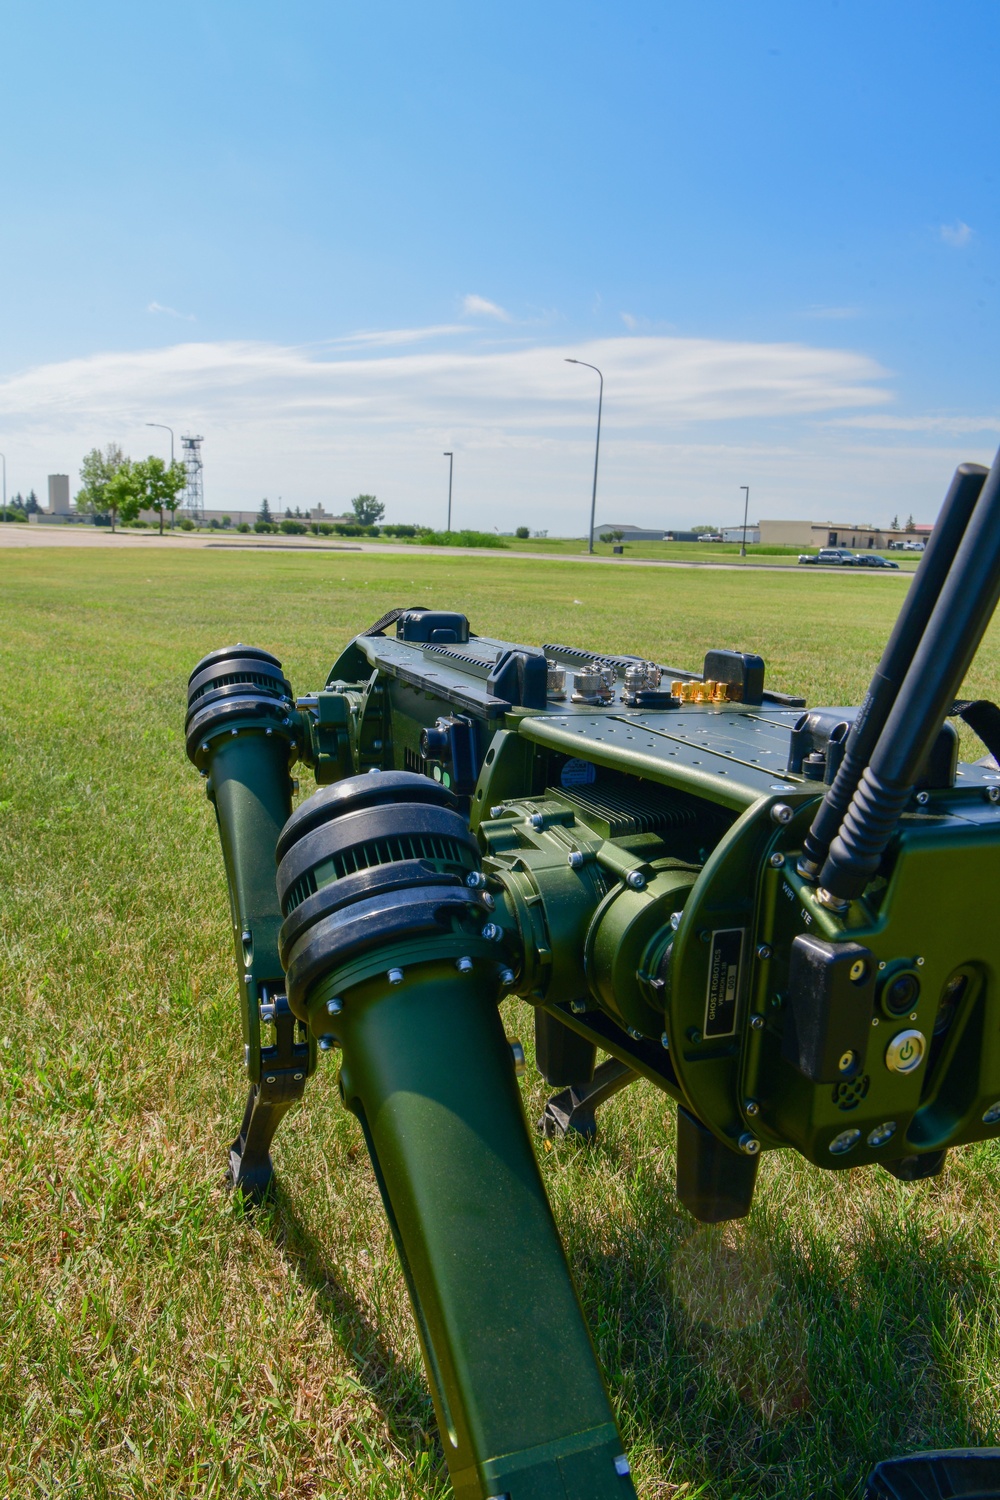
left=565, top=359, right=603, bottom=554
left=740, top=485, right=750, bottom=557
left=146, top=423, right=176, bottom=528
left=443, top=451, right=454, bottom=533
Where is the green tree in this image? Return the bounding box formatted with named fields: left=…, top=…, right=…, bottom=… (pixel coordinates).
left=104, top=461, right=141, bottom=533
left=890, top=514, right=900, bottom=530
left=257, top=497, right=273, bottom=524
left=25, top=489, right=39, bottom=514
left=351, top=494, right=385, bottom=526
left=515, top=526, right=530, bottom=539
left=691, top=524, right=717, bottom=535
left=77, top=444, right=125, bottom=515
left=905, top=513, right=915, bottom=532
left=135, top=456, right=188, bottom=535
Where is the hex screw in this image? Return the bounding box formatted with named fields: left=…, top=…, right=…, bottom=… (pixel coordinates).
left=745, top=1100, right=760, bottom=1117
left=625, top=870, right=646, bottom=890
left=481, top=892, right=495, bottom=911
left=988, top=787, right=1000, bottom=804
left=770, top=803, right=793, bottom=825
left=529, top=812, right=545, bottom=830
left=499, top=967, right=516, bottom=986
left=466, top=871, right=487, bottom=889
left=482, top=923, right=503, bottom=942
left=489, top=805, right=505, bottom=818
left=567, top=851, right=585, bottom=870
left=319, top=1036, right=335, bottom=1052
left=326, top=997, right=343, bottom=1015
left=756, top=943, right=772, bottom=960
left=769, top=852, right=785, bottom=868
left=739, top=1133, right=761, bottom=1156
left=571, top=999, right=587, bottom=1014
left=750, top=1014, right=765, bottom=1030
left=230, top=728, right=238, bottom=737
left=259, top=1001, right=276, bottom=1023
left=264, top=1074, right=276, bottom=1084
left=387, top=968, right=405, bottom=986
left=916, top=791, right=930, bottom=806
left=660, top=1032, right=670, bottom=1049
left=627, top=1027, right=642, bottom=1040
left=687, top=1027, right=703, bottom=1044
left=670, top=910, right=682, bottom=931
left=456, top=956, right=474, bottom=974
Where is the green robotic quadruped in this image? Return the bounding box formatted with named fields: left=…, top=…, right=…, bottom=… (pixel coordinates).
left=186, top=450, right=1000, bottom=1500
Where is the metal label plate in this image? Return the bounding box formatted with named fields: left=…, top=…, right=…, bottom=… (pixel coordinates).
left=704, top=928, right=745, bottom=1038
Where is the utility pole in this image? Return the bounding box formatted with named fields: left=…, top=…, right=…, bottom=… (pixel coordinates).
left=565, top=359, right=604, bottom=554
left=740, top=485, right=750, bottom=557
left=147, top=423, right=176, bottom=528
left=443, top=452, right=454, bottom=532
left=0, top=451, right=6, bottom=523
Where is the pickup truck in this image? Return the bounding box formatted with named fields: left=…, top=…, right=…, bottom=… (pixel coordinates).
left=798, top=547, right=859, bottom=566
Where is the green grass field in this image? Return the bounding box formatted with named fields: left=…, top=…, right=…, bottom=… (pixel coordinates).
left=2, top=547, right=999, bottom=1500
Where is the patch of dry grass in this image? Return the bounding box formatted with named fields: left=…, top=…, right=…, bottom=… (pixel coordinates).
left=1, top=547, right=999, bottom=1498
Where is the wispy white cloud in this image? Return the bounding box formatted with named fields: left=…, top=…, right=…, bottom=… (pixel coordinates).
left=620, top=312, right=638, bottom=331
left=147, top=300, right=197, bottom=322
left=826, top=413, right=1000, bottom=434
left=940, top=221, right=973, bottom=248
left=4, top=324, right=985, bottom=531
left=462, top=294, right=511, bottom=321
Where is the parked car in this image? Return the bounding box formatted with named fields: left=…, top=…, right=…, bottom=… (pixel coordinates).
left=856, top=554, right=900, bottom=569
left=798, top=547, right=860, bottom=566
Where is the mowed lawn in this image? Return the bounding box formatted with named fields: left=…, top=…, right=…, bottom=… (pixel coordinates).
left=2, top=546, right=1000, bottom=1500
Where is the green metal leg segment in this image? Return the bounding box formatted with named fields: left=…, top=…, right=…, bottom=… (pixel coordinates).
left=336, top=963, right=635, bottom=1500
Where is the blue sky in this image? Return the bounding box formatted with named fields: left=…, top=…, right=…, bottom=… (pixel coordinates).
left=1, top=1, right=997, bottom=529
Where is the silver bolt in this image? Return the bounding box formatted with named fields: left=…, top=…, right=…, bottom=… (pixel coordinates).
left=750, top=1014, right=765, bottom=1030
left=509, top=1040, right=526, bottom=1076
left=230, top=728, right=238, bottom=736
left=265, top=1075, right=276, bottom=1084
left=770, top=803, right=793, bottom=825
left=571, top=999, right=586, bottom=1014
left=326, top=997, right=343, bottom=1015
left=756, top=943, right=772, bottom=960
left=670, top=910, right=682, bottom=931
left=916, top=956, right=925, bottom=967
left=318, top=1036, right=335, bottom=1052
left=259, top=1001, right=276, bottom=1023
left=482, top=922, right=503, bottom=941
left=499, top=967, right=516, bottom=987
left=293, top=1072, right=303, bottom=1080
left=387, top=968, right=404, bottom=986
left=745, top=1100, right=760, bottom=1117
left=466, top=871, right=487, bottom=888
left=916, top=790, right=930, bottom=806
left=481, top=892, right=495, bottom=911
left=265, top=727, right=273, bottom=737
left=201, top=742, right=209, bottom=753
left=988, top=787, right=1000, bottom=804
left=614, top=1457, right=631, bottom=1478
left=626, top=870, right=646, bottom=890
left=456, top=956, right=474, bottom=974
left=567, top=851, right=585, bottom=870
left=769, top=852, right=784, bottom=868
left=372, top=739, right=382, bottom=751
left=489, top=805, right=505, bottom=818
left=529, top=813, right=545, bottom=830
left=627, top=1027, right=642, bottom=1040
left=738, top=1133, right=761, bottom=1156
left=243, top=1044, right=251, bottom=1069
left=660, top=1032, right=670, bottom=1049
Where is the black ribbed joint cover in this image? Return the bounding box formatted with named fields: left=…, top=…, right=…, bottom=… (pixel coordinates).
left=184, top=644, right=295, bottom=767
left=275, top=771, right=488, bottom=1014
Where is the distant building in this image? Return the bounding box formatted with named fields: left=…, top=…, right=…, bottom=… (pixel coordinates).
left=594, top=522, right=668, bottom=542
left=719, top=525, right=761, bottom=544
left=47, top=474, right=71, bottom=514
left=759, top=519, right=931, bottom=549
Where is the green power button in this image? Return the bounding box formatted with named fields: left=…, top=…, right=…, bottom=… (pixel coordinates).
left=885, top=1028, right=926, bottom=1075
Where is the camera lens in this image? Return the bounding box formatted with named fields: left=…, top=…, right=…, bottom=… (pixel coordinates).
left=883, top=971, right=920, bottom=1017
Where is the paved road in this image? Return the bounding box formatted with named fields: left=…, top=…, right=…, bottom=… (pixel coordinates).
left=0, top=524, right=911, bottom=576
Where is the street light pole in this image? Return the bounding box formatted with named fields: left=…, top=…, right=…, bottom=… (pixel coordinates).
left=443, top=452, right=454, bottom=533
left=740, top=485, right=750, bottom=558
left=147, top=423, right=176, bottom=528
left=565, top=359, right=604, bottom=554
